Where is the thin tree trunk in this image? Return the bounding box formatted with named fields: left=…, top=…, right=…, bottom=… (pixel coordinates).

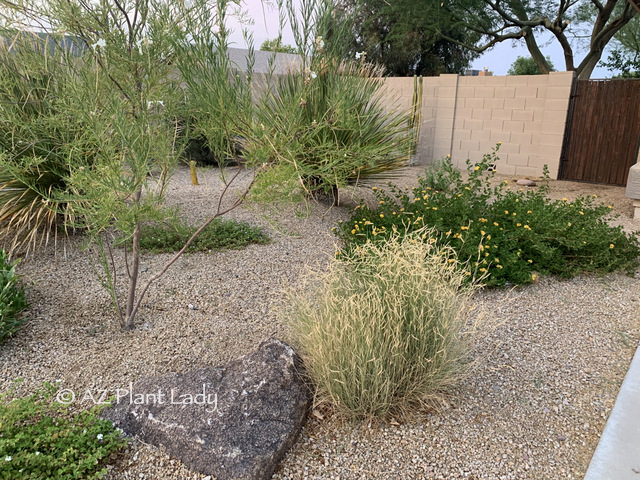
left=124, top=190, right=142, bottom=330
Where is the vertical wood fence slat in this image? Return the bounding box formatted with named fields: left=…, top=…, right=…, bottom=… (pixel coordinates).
left=560, top=79, right=640, bottom=186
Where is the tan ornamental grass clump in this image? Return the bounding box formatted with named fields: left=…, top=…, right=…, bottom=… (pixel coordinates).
left=287, top=228, right=480, bottom=419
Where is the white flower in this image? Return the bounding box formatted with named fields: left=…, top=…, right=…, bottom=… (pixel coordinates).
left=355, top=51, right=366, bottom=60
left=315, top=36, right=324, bottom=48
left=96, top=433, right=104, bottom=440
left=5, top=456, right=11, bottom=461
left=91, top=38, right=106, bottom=51
left=147, top=100, right=165, bottom=109
left=35, top=452, right=40, bottom=456
left=310, top=71, right=317, bottom=79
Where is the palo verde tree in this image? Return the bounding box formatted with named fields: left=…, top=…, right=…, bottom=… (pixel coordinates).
left=440, top=0, right=638, bottom=79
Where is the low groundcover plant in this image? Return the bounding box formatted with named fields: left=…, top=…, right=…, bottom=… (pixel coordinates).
left=287, top=228, right=478, bottom=419
left=0, top=382, right=126, bottom=480
left=337, top=145, right=640, bottom=286
left=0, top=249, right=28, bottom=343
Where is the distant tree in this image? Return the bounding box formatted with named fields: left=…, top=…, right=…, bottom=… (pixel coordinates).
left=260, top=37, right=297, bottom=54
left=601, top=15, right=640, bottom=77
left=440, top=0, right=637, bottom=79
left=338, top=0, right=481, bottom=76
left=508, top=56, right=556, bottom=75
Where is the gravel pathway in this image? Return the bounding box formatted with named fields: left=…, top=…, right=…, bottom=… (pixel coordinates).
left=1, top=164, right=638, bottom=479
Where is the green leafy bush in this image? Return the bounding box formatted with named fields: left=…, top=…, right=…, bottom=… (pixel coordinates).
left=337, top=146, right=640, bottom=286
left=0, top=250, right=28, bottom=342
left=288, top=229, right=476, bottom=419
left=0, top=32, right=92, bottom=254
left=0, top=382, right=125, bottom=480
left=127, top=218, right=269, bottom=254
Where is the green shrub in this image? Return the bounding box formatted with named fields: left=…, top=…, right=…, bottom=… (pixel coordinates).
left=288, top=229, right=476, bottom=419
left=0, top=32, right=92, bottom=254
left=0, top=382, right=125, bottom=480
left=337, top=145, right=640, bottom=286
left=124, top=218, right=269, bottom=254
left=0, top=250, right=28, bottom=342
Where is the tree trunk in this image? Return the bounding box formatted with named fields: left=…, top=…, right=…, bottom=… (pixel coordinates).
left=124, top=190, right=142, bottom=330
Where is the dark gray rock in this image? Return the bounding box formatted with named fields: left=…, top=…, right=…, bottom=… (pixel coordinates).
left=102, top=339, right=310, bottom=480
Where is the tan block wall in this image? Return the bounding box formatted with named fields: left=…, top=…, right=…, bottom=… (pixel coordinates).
left=380, top=71, right=575, bottom=179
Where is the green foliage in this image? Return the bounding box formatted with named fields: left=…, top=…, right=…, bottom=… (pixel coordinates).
left=601, top=15, right=640, bottom=77
left=247, top=58, right=412, bottom=201
left=260, top=37, right=298, bottom=54
left=0, top=382, right=125, bottom=480
left=507, top=55, right=556, bottom=75
left=0, top=250, right=28, bottom=343
left=0, top=32, right=91, bottom=254
left=339, top=0, right=481, bottom=76
left=337, top=145, right=640, bottom=286
left=124, top=218, right=269, bottom=253
left=288, top=229, right=476, bottom=419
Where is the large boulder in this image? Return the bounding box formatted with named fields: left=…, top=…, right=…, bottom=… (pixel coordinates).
left=102, top=339, right=310, bottom=480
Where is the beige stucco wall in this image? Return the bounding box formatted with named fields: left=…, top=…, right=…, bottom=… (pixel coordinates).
left=382, top=71, right=575, bottom=179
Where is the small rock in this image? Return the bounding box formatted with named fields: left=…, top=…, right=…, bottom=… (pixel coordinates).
left=188, top=304, right=197, bottom=310
left=557, top=435, right=567, bottom=442
left=516, top=179, right=537, bottom=187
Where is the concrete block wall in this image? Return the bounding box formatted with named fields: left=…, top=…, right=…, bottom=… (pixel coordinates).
left=381, top=71, right=575, bottom=179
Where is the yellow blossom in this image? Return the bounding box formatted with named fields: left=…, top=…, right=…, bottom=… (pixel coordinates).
left=562, top=197, right=568, bottom=201
left=567, top=222, right=572, bottom=226
left=354, top=205, right=360, bottom=210
left=524, top=225, right=531, bottom=230
left=379, top=200, right=385, bottom=205
left=593, top=194, right=598, bottom=198
left=351, top=229, right=356, bottom=234
left=465, top=271, right=471, bottom=276
left=461, top=226, right=469, bottom=230
left=445, top=230, right=451, bottom=236
left=497, top=265, right=503, bottom=269
left=579, top=211, right=584, bottom=215
left=608, top=205, right=613, bottom=209
left=479, top=268, right=487, bottom=272
left=487, top=235, right=491, bottom=240
left=432, top=207, right=438, bottom=211
left=493, top=222, right=499, bottom=227
left=610, top=244, right=614, bottom=249
left=379, top=214, right=384, bottom=218
left=528, top=259, right=533, bottom=263
left=480, top=230, right=486, bottom=235
left=517, top=223, right=522, bottom=227
left=527, top=210, right=532, bottom=214
left=504, top=210, right=509, bottom=215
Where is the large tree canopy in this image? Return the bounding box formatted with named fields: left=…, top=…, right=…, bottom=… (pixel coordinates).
left=441, top=0, right=638, bottom=79
left=601, top=13, right=640, bottom=76
left=339, top=0, right=481, bottom=76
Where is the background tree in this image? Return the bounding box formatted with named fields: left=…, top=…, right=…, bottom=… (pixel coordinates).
left=338, top=0, right=481, bottom=76
left=507, top=55, right=556, bottom=75
left=601, top=14, right=640, bottom=77
left=441, top=0, right=637, bottom=79
left=260, top=37, right=298, bottom=53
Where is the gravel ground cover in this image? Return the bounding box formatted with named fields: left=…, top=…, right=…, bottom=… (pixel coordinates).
left=1, top=164, right=639, bottom=479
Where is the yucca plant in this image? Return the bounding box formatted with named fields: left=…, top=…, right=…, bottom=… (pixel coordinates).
left=243, top=0, right=412, bottom=204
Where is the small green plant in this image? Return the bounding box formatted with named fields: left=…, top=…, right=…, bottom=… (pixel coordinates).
left=126, top=218, right=269, bottom=254
left=0, top=250, right=28, bottom=342
left=0, top=382, right=126, bottom=479
left=337, top=145, right=640, bottom=286
left=287, top=229, right=477, bottom=419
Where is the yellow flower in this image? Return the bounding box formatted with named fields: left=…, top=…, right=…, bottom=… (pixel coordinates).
left=479, top=245, right=484, bottom=251
left=497, top=265, right=503, bottom=269
left=351, top=229, right=356, bottom=234
left=579, top=211, right=584, bottom=215
left=517, top=223, right=522, bottom=227
left=493, top=222, right=499, bottom=227
left=364, top=221, right=373, bottom=225
left=524, top=225, right=531, bottom=230
left=513, top=212, right=517, bottom=216
left=448, top=259, right=455, bottom=263
left=475, top=166, right=480, bottom=171
left=379, top=214, right=384, bottom=218
left=446, top=154, right=451, bottom=158
left=532, top=274, right=537, bottom=281
left=461, top=226, right=469, bottom=230
left=480, top=230, right=486, bottom=235
left=429, top=238, right=436, bottom=243
left=494, top=258, right=500, bottom=263
left=379, top=200, right=385, bottom=205
left=567, top=222, right=572, bottom=226
left=479, top=218, right=488, bottom=223
left=593, top=194, right=598, bottom=198
left=465, top=186, right=471, bottom=190
left=372, top=231, right=378, bottom=236
left=445, top=230, right=452, bottom=236
left=354, top=205, right=360, bottom=210
left=608, top=205, right=613, bottom=209
left=497, top=141, right=502, bottom=145
left=392, top=211, right=396, bottom=215
left=372, top=186, right=377, bottom=190
left=610, top=244, right=614, bottom=249
left=432, top=207, right=438, bottom=211
left=562, top=197, right=568, bottom=202
left=528, top=259, right=533, bottom=263
left=527, top=210, right=532, bottom=214
left=465, top=271, right=471, bottom=276
left=486, top=235, right=491, bottom=240
left=479, top=268, right=487, bottom=272
left=515, top=198, right=520, bottom=202
left=504, top=210, right=509, bottom=215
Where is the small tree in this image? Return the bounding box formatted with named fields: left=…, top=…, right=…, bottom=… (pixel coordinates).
left=507, top=55, right=556, bottom=75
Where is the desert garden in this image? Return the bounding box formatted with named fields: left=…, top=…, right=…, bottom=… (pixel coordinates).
left=1, top=0, right=640, bottom=478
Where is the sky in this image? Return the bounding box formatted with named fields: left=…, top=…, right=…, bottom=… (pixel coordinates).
left=227, top=0, right=615, bottom=79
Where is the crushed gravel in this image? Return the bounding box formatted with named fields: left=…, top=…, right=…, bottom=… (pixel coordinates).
left=1, top=164, right=639, bottom=479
